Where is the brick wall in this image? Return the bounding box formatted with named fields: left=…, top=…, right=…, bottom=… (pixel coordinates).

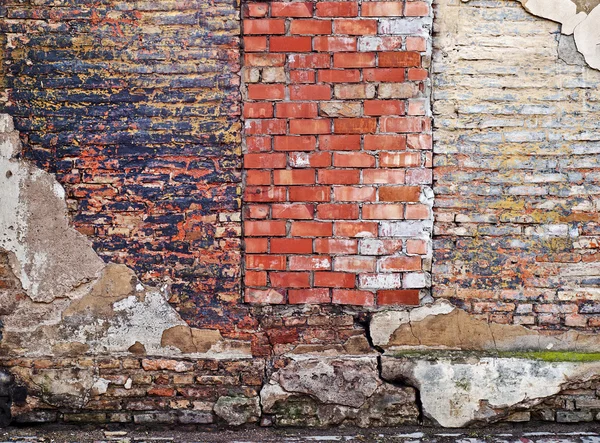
left=0, top=0, right=244, bottom=330
left=242, top=0, right=434, bottom=306
left=432, top=0, right=600, bottom=329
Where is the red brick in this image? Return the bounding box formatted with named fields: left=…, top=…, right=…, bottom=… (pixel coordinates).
left=363, top=204, right=405, bottom=220
left=290, top=85, right=331, bottom=101
left=244, top=36, right=267, bottom=52
left=274, top=135, right=317, bottom=151
left=246, top=254, right=286, bottom=270
left=244, top=19, right=286, bottom=35
left=245, top=119, right=287, bottom=135
left=405, top=203, right=430, bottom=219
left=332, top=289, right=374, bottom=306
left=335, top=84, right=374, bottom=99
left=316, top=2, right=359, bottom=17
left=272, top=203, right=314, bottom=219
left=245, top=238, right=269, bottom=253
left=333, top=52, right=376, bottom=68
left=362, top=2, right=404, bottom=16
left=314, top=272, right=356, bottom=288
left=289, top=54, right=331, bottom=69
left=245, top=221, right=287, bottom=236
left=245, top=288, right=285, bottom=304
left=244, top=102, right=273, bottom=119
left=406, top=239, right=427, bottom=254
left=315, top=239, right=358, bottom=254
left=364, top=134, right=407, bottom=150
left=246, top=270, right=267, bottom=286
left=247, top=136, right=272, bottom=152
left=405, top=1, right=430, bottom=16
left=380, top=152, right=421, bottom=167
left=379, top=256, right=421, bottom=271
left=289, top=152, right=331, bottom=169
left=333, top=118, right=377, bottom=134
left=408, top=99, right=427, bottom=115
left=379, top=186, right=421, bottom=202
left=244, top=186, right=287, bottom=202
left=380, top=117, right=430, bottom=133
left=408, top=68, right=428, bottom=81
left=245, top=53, right=286, bottom=67
left=289, top=256, right=332, bottom=270
left=334, top=221, right=378, bottom=237
left=148, top=387, right=176, bottom=397
left=317, top=203, right=359, bottom=219
left=378, top=52, right=421, bottom=67
left=247, top=3, right=268, bottom=17
left=246, top=204, right=269, bottom=219
left=314, top=37, right=357, bottom=52
left=273, top=169, right=315, bottom=185
left=270, top=36, right=312, bottom=52
left=334, top=19, right=378, bottom=35
left=290, top=119, right=331, bottom=134
left=363, top=169, right=405, bottom=184
left=290, top=70, right=316, bottom=83
left=247, top=84, right=285, bottom=100
left=333, top=152, right=376, bottom=167
left=276, top=103, right=318, bottom=118
left=363, top=68, right=406, bottom=82
left=290, top=19, right=333, bottom=35
left=334, top=186, right=376, bottom=202
left=270, top=272, right=311, bottom=288
left=271, top=238, right=313, bottom=254
left=244, top=153, right=287, bottom=169
left=406, top=36, right=427, bottom=51
left=407, top=134, right=432, bottom=150
left=289, top=186, right=331, bottom=202
left=271, top=2, right=313, bottom=17
left=378, top=290, right=420, bottom=305
left=364, top=100, right=405, bottom=116
left=319, top=135, right=361, bottom=151
left=288, top=288, right=331, bottom=304
left=246, top=170, right=271, bottom=185
left=334, top=256, right=376, bottom=272
left=291, top=221, right=333, bottom=237
left=318, top=69, right=361, bottom=83
left=318, top=169, right=360, bottom=185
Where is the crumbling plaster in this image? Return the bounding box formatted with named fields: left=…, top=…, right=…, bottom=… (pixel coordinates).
left=516, top=0, right=600, bottom=69
left=0, top=114, right=250, bottom=360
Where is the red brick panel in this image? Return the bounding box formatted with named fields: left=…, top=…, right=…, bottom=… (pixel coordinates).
left=242, top=0, right=433, bottom=306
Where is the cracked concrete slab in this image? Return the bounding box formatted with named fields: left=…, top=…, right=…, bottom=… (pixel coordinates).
left=0, top=114, right=251, bottom=360
left=371, top=300, right=600, bottom=352
left=382, top=354, right=600, bottom=427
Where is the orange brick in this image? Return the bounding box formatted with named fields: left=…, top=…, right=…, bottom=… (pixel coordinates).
left=291, top=221, right=333, bottom=237
left=288, top=288, right=331, bottom=304
left=290, top=119, right=332, bottom=134
left=289, top=186, right=331, bottom=202
left=314, top=272, right=356, bottom=288
left=363, top=204, right=405, bottom=220
left=405, top=204, right=430, bottom=219
left=379, top=186, right=421, bottom=202
left=273, top=169, right=315, bottom=185
left=244, top=220, right=287, bottom=236
left=270, top=36, right=312, bottom=52
left=246, top=254, right=286, bottom=270
left=290, top=85, right=332, bottom=101
left=378, top=51, right=421, bottom=67
left=334, top=19, right=378, bottom=35
left=378, top=290, right=420, bottom=305
left=244, top=153, right=287, bottom=169
left=244, top=36, right=267, bottom=52
left=274, top=135, right=317, bottom=151
left=333, top=52, right=376, bottom=68
left=316, top=2, right=359, bottom=17
left=270, top=272, right=310, bottom=288
left=314, top=36, right=357, bottom=52
left=271, top=238, right=313, bottom=254
left=364, top=134, right=407, bottom=151
left=318, top=69, right=361, bottom=83
left=332, top=289, right=374, bottom=306
left=276, top=102, right=318, bottom=119
left=314, top=239, right=358, bottom=254
left=364, top=100, right=405, bottom=116
left=379, top=256, right=421, bottom=271
left=333, top=152, right=376, bottom=167
left=334, top=256, right=376, bottom=273
left=245, top=270, right=267, bottom=286
left=291, top=19, right=332, bottom=35
left=334, top=221, right=378, bottom=237
left=245, top=238, right=269, bottom=253
left=362, top=2, right=404, bottom=16
left=334, top=186, right=376, bottom=202
left=247, top=84, right=285, bottom=100
left=333, top=118, right=377, bottom=134
left=319, top=134, right=361, bottom=151
left=272, top=203, right=314, bottom=220
left=363, top=169, right=405, bottom=184
left=289, top=256, right=332, bottom=271
left=271, top=2, right=313, bottom=17
left=244, top=19, right=286, bottom=35
left=246, top=170, right=271, bottom=186
left=318, top=169, right=360, bottom=184
left=244, top=186, right=287, bottom=202
left=317, top=203, right=359, bottom=219
left=363, top=68, right=405, bottom=82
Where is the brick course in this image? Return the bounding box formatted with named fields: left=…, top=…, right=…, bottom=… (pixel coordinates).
left=242, top=0, right=434, bottom=306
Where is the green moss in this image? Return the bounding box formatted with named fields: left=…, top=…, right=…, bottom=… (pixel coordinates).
left=498, top=351, right=600, bottom=362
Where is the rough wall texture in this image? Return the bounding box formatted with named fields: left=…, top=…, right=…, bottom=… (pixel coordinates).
left=241, top=0, right=434, bottom=306
left=0, top=0, right=244, bottom=331
left=432, top=0, right=600, bottom=329
left=1, top=0, right=600, bottom=431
